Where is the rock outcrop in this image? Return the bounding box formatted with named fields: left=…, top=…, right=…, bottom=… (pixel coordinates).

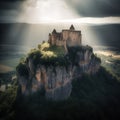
left=16, top=25, right=101, bottom=100
left=17, top=45, right=101, bottom=101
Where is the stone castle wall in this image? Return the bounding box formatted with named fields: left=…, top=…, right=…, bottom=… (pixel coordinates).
left=48, top=25, right=82, bottom=49
left=62, top=30, right=81, bottom=47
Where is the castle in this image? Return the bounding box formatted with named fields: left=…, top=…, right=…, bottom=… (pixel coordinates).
left=17, top=25, right=101, bottom=100
left=48, top=25, right=82, bottom=51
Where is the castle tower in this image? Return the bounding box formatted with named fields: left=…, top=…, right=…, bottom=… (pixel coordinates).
left=52, top=29, right=57, bottom=34
left=70, top=24, right=75, bottom=31
left=49, top=29, right=57, bottom=45
left=48, top=33, right=52, bottom=44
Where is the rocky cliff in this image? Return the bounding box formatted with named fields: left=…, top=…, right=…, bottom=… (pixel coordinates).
left=16, top=43, right=101, bottom=100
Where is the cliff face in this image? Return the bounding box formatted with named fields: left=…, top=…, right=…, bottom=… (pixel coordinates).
left=18, top=59, right=72, bottom=100
left=67, top=46, right=101, bottom=77
left=33, top=65, right=72, bottom=100
left=17, top=45, right=101, bottom=100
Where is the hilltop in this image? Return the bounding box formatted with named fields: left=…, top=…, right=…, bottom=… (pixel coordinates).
left=1, top=26, right=120, bottom=120
left=16, top=25, right=101, bottom=100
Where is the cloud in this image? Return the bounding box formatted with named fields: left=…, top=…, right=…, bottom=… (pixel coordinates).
left=0, top=9, right=24, bottom=23
left=0, top=13, right=120, bottom=25
left=58, top=17, right=120, bottom=25
left=0, top=0, right=23, bottom=10
left=0, top=0, right=120, bottom=23
left=65, top=0, right=120, bottom=17
left=22, top=0, right=79, bottom=22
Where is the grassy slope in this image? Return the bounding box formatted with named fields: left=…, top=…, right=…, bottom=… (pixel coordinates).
left=36, top=42, right=65, bottom=58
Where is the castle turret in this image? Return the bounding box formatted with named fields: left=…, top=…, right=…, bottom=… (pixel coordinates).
left=70, top=24, right=75, bottom=31
left=48, top=25, right=82, bottom=51
left=48, top=33, right=52, bottom=44
left=52, top=29, right=57, bottom=34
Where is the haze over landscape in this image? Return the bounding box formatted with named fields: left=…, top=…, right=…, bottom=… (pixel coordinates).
left=0, top=0, right=120, bottom=120
left=0, top=0, right=120, bottom=73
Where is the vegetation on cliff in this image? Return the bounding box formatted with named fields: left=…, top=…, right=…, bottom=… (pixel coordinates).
left=17, top=42, right=69, bottom=68
left=16, top=42, right=68, bottom=77
left=3, top=42, right=120, bottom=120
left=0, top=81, right=18, bottom=120
left=16, top=42, right=101, bottom=76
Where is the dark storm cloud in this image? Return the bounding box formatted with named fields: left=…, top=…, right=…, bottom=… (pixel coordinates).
left=1, top=0, right=22, bottom=1
left=0, top=0, right=23, bottom=10
left=0, top=0, right=120, bottom=17
left=0, top=0, right=35, bottom=11
left=66, top=0, right=120, bottom=17
left=0, top=0, right=24, bottom=23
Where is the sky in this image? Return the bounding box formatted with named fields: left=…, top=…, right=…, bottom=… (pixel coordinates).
left=0, top=0, right=120, bottom=74
left=0, top=0, right=120, bottom=49
left=0, top=0, right=120, bottom=24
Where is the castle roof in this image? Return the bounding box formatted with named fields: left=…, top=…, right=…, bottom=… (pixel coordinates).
left=70, top=24, right=75, bottom=30
left=52, top=29, right=57, bottom=34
